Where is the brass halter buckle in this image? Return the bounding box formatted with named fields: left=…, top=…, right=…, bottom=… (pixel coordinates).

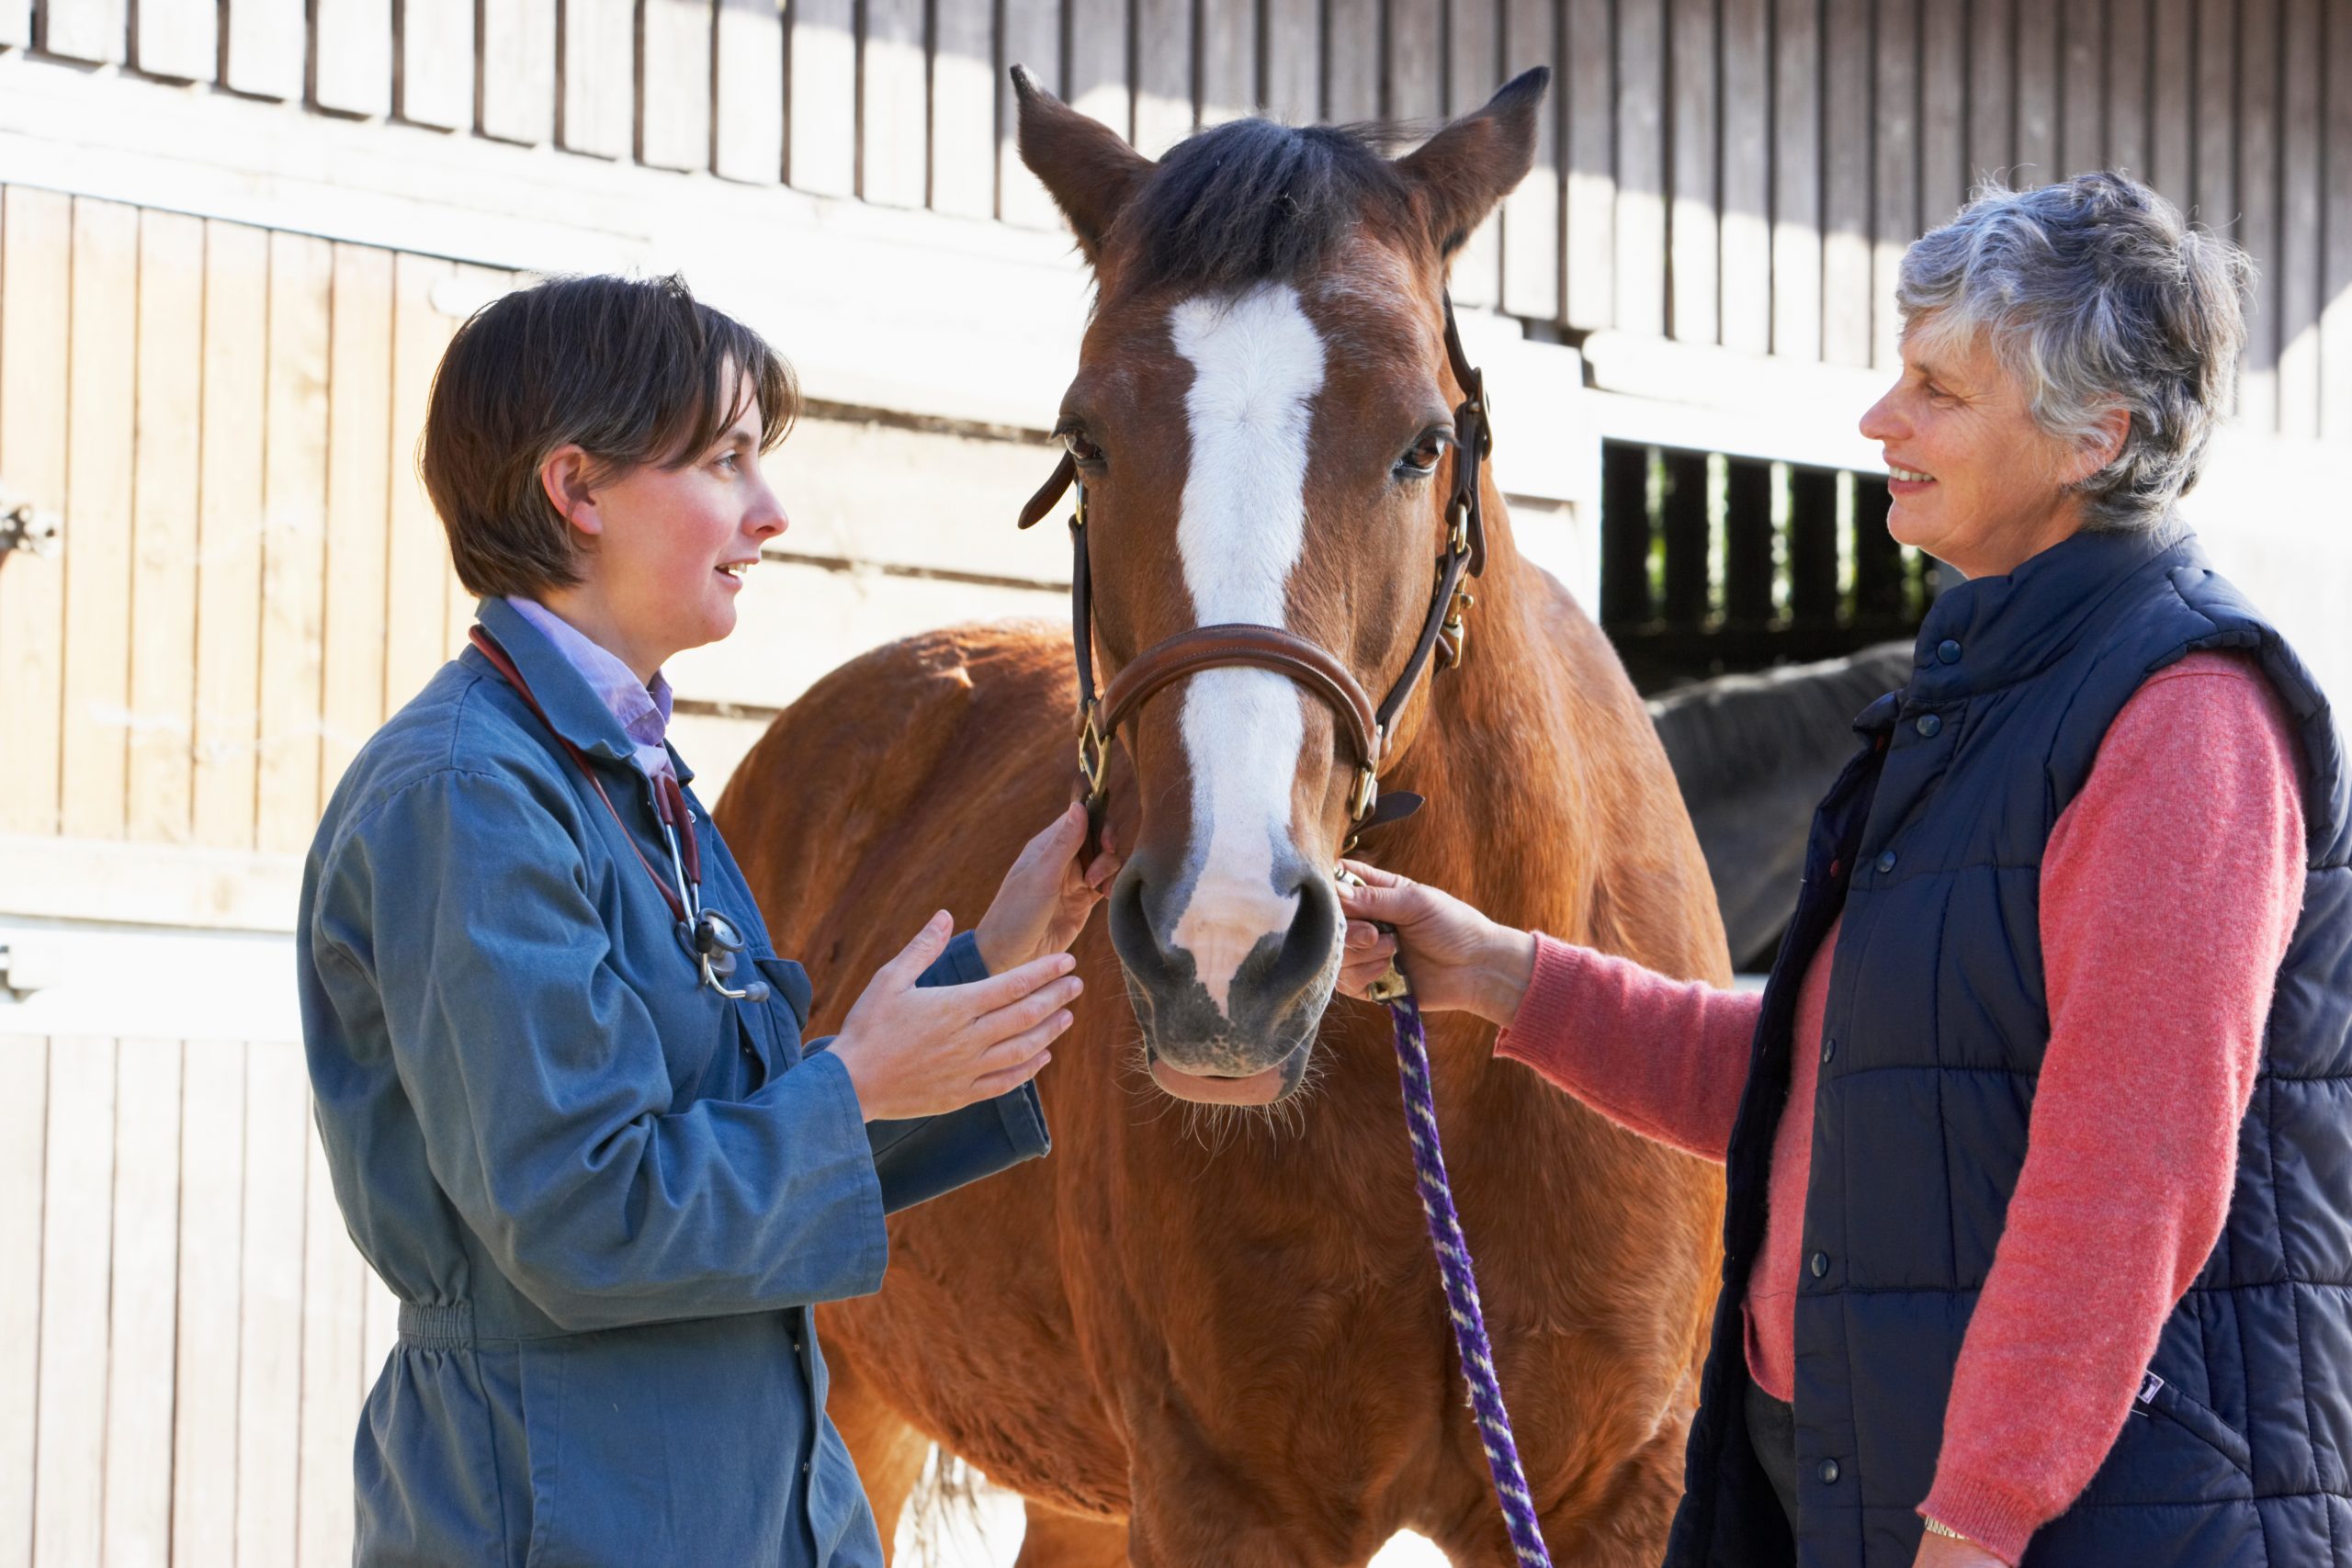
left=1077, top=701, right=1110, bottom=805
left=1438, top=588, right=1476, bottom=671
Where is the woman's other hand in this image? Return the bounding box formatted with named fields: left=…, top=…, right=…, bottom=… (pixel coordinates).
left=1913, top=1526, right=2008, bottom=1568
left=1334, top=861, right=1536, bottom=1026
left=975, top=801, right=1123, bottom=973
left=831, top=912, right=1082, bottom=1121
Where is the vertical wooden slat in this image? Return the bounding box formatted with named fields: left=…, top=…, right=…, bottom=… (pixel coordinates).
left=298, top=1120, right=367, bottom=1568
left=129, top=209, right=206, bottom=846
left=256, top=231, right=333, bottom=855
left=1966, top=0, right=2015, bottom=185
left=1199, top=0, right=1258, bottom=122
left=1871, top=0, right=1916, bottom=368
left=714, top=0, right=786, bottom=182
left=103, top=1039, right=182, bottom=1568
left=1563, top=0, right=1614, bottom=328
left=1599, top=444, right=1654, bottom=626
left=1852, top=475, right=1902, bottom=621
left=642, top=0, right=716, bottom=172
left=398, top=0, right=474, bottom=129
left=2278, top=0, right=2319, bottom=438
left=1919, top=0, right=1964, bottom=224
left=0, top=1037, right=48, bottom=1568
left=172, top=1041, right=245, bottom=1568
left=1262, top=0, right=1320, bottom=118
left=931, top=0, right=998, bottom=212
left=2058, top=0, right=2104, bottom=175
left=1000, top=0, right=1066, bottom=223
left=386, top=254, right=458, bottom=708
left=322, top=244, right=395, bottom=800
left=32, top=1038, right=115, bottom=1568
left=1069, top=0, right=1134, bottom=139
left=861, top=0, right=930, bottom=204
left=2149, top=0, right=2195, bottom=205
left=1614, top=0, right=1668, bottom=335
left=559, top=0, right=638, bottom=157
left=2194, top=0, right=2236, bottom=223
left=60, top=197, right=140, bottom=841
left=1447, top=0, right=1503, bottom=308
left=1668, top=0, right=1716, bottom=343
left=1719, top=0, right=1769, bottom=355
left=1387, top=0, right=1444, bottom=124
left=1500, top=0, right=1561, bottom=321
left=443, top=265, right=508, bottom=655
left=1724, top=458, right=1773, bottom=626
left=1135, top=0, right=1197, bottom=154
left=236, top=1045, right=310, bottom=1568
left=2323, top=0, right=2352, bottom=440
left=2107, top=0, right=2151, bottom=180
left=223, top=0, right=306, bottom=97
left=1658, top=449, right=1708, bottom=628
left=41, top=0, right=126, bottom=63
left=192, top=220, right=270, bottom=852
left=314, top=0, right=394, bottom=116
left=1821, top=0, right=1871, bottom=365
left=790, top=0, right=861, bottom=196
left=480, top=0, right=559, bottom=144
left=1328, top=0, right=1381, bottom=122
left=1771, top=0, right=1821, bottom=359
left=1786, top=464, right=1839, bottom=627
left=2236, top=0, right=2280, bottom=431
left=134, top=0, right=218, bottom=81
left=1, top=0, right=30, bottom=44
left=2013, top=0, right=2056, bottom=181
left=0, top=187, right=72, bottom=840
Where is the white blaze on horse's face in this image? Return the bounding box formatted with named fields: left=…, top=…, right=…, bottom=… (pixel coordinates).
left=1164, top=282, right=1329, bottom=1018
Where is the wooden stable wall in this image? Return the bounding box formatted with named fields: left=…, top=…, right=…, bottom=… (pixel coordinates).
left=6, top=0, right=2350, bottom=435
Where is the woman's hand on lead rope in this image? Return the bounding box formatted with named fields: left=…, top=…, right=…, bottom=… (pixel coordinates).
left=1334, top=861, right=1537, bottom=1027
left=975, top=801, right=1124, bottom=974
left=831, top=912, right=1082, bottom=1122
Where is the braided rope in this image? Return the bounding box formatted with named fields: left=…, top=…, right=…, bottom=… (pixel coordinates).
left=1388, top=991, right=1555, bottom=1567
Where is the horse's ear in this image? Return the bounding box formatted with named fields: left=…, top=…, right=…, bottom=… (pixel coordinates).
left=1012, top=65, right=1153, bottom=264
left=1395, top=66, right=1553, bottom=257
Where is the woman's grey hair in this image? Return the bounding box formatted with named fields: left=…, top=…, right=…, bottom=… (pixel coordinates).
left=1895, top=171, right=2253, bottom=530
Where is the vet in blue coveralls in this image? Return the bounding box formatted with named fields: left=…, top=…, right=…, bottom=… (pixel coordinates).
left=295, top=275, right=1108, bottom=1567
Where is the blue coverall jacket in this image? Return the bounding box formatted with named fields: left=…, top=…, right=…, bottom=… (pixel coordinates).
left=296, top=596, right=1046, bottom=1566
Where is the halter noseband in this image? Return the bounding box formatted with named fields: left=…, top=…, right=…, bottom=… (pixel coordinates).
left=1018, top=291, right=1492, bottom=853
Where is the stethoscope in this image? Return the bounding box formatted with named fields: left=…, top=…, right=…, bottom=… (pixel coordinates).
left=470, top=627, right=771, bottom=1004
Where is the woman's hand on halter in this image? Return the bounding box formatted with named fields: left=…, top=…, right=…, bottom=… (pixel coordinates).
left=974, top=801, right=1124, bottom=973
left=1335, top=861, right=1537, bottom=1028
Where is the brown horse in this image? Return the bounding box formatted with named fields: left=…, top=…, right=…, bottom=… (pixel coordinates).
left=719, top=69, right=1728, bottom=1567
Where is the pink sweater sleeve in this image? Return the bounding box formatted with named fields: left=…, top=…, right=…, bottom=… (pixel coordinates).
left=1919, top=653, right=2307, bottom=1562
left=1495, top=936, right=1761, bottom=1164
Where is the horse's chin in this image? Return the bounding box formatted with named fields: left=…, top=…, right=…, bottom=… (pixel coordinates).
left=1146, top=1037, right=1314, bottom=1105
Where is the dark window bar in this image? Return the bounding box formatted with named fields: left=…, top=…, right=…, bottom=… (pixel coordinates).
left=1600, top=441, right=1945, bottom=694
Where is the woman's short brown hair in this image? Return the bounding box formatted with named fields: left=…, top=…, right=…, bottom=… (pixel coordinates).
left=421, top=273, right=797, bottom=598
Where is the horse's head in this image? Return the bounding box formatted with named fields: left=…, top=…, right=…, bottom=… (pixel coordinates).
left=1016, top=66, right=1548, bottom=1105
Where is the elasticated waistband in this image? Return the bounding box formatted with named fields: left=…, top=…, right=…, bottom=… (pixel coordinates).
left=397, top=1302, right=476, bottom=1349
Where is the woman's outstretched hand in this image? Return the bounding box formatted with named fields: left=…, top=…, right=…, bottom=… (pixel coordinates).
left=974, top=801, right=1124, bottom=974
left=1335, top=860, right=1537, bottom=1027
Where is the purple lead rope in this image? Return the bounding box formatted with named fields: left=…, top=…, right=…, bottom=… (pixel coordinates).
left=1388, top=989, right=1556, bottom=1567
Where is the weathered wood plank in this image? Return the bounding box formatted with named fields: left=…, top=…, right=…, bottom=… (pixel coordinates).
left=237, top=1044, right=310, bottom=1568
left=224, top=0, right=305, bottom=98
left=2014, top=0, right=2056, bottom=181
left=1328, top=0, right=1382, bottom=122
left=931, top=0, right=997, bottom=213
left=298, top=1114, right=367, bottom=1568
left=2194, top=0, right=2235, bottom=224
left=2149, top=0, right=2194, bottom=206
left=1200, top=0, right=1258, bottom=123
left=861, top=0, right=929, bottom=204
left=0, top=0, right=22, bottom=45
left=1771, top=0, right=1821, bottom=360
left=1614, top=0, right=1668, bottom=335
left=2059, top=0, right=2104, bottom=175
left=1501, top=0, right=1562, bottom=321
left=642, top=0, right=716, bottom=171
left=1069, top=0, right=1133, bottom=140
left=1919, top=0, right=1965, bottom=222
left=387, top=254, right=459, bottom=708
left=2106, top=0, right=2151, bottom=180
left=0, top=187, right=73, bottom=840
left=1000, top=0, right=1066, bottom=223
left=256, top=231, right=334, bottom=854
left=1262, top=0, right=1320, bottom=118
left=193, top=220, right=271, bottom=852
left=2235, top=0, right=2280, bottom=431
left=42, top=0, right=126, bottom=63
left=0, top=1037, right=47, bottom=1568
left=480, top=0, right=558, bottom=144
left=714, top=0, right=786, bottom=183
left=103, top=1039, right=182, bottom=1568
left=1136, top=0, right=1198, bottom=155
left=559, top=0, right=637, bottom=157
left=1871, top=0, right=1916, bottom=367
left=2277, top=0, right=2319, bottom=437
left=2323, top=0, right=2352, bottom=440
left=1719, top=0, right=1769, bottom=354
left=129, top=208, right=206, bottom=845
left=398, top=0, right=473, bottom=129
left=1668, top=0, right=1716, bottom=344
left=31, top=1038, right=115, bottom=1568
left=313, top=0, right=393, bottom=116
left=444, top=265, right=511, bottom=655
left=322, top=244, right=396, bottom=800
left=134, top=0, right=218, bottom=81
left=172, top=1041, right=245, bottom=1568
left=1967, top=0, right=2014, bottom=185
left=789, top=0, right=859, bottom=196
left=60, top=197, right=140, bottom=841
left=1820, top=0, right=1871, bottom=364
left=1447, top=0, right=1503, bottom=308
left=1388, top=0, right=1444, bottom=124
left=1562, top=0, right=1613, bottom=328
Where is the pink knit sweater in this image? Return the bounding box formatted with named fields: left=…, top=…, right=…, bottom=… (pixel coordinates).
left=1496, top=652, right=2306, bottom=1563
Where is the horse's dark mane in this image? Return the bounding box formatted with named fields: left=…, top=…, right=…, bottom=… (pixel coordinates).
left=1110, top=118, right=1416, bottom=294
left=1648, top=642, right=1917, bottom=807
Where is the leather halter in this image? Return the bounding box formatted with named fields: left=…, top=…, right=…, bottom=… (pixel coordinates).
left=1019, top=292, right=1492, bottom=849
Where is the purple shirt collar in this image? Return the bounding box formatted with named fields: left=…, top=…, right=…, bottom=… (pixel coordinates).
left=506, top=597, right=677, bottom=783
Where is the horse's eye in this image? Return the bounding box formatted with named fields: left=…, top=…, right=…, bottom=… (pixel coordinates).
left=1397, top=430, right=1449, bottom=479
left=1061, top=427, right=1105, bottom=467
